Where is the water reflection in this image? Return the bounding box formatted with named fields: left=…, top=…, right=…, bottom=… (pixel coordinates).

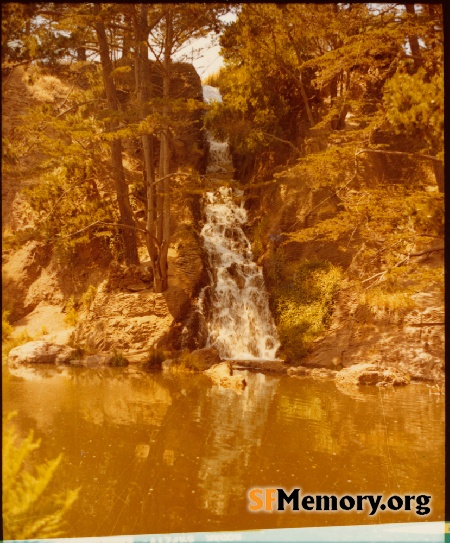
left=197, top=372, right=279, bottom=517
left=2, top=366, right=444, bottom=537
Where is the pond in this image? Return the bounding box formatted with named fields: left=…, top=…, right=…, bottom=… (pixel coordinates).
left=2, top=365, right=444, bottom=537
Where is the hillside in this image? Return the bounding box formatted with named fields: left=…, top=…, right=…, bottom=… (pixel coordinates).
left=2, top=3, right=444, bottom=383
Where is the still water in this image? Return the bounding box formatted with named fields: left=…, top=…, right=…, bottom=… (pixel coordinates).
left=2, top=365, right=444, bottom=537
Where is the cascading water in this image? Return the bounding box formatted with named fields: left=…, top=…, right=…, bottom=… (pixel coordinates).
left=200, top=85, right=280, bottom=360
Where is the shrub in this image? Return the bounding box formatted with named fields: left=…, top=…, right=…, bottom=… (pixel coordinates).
left=110, top=349, right=129, bottom=367
left=80, top=285, right=97, bottom=311
left=2, top=310, right=14, bottom=341
left=142, top=347, right=166, bottom=371
left=202, top=69, right=223, bottom=88
left=270, top=254, right=342, bottom=362
left=252, top=215, right=270, bottom=259
left=64, top=296, right=79, bottom=327
left=2, top=330, right=34, bottom=357
left=171, top=350, right=205, bottom=372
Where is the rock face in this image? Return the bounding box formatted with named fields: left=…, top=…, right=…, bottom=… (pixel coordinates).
left=2, top=242, right=53, bottom=321
left=75, top=224, right=207, bottom=355
left=74, top=283, right=174, bottom=353
left=189, top=348, right=221, bottom=368
left=205, top=362, right=247, bottom=391
left=7, top=340, right=76, bottom=367
left=303, top=282, right=445, bottom=384
left=335, top=363, right=410, bottom=388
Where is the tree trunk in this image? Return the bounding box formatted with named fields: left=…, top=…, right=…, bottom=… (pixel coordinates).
left=157, top=8, right=173, bottom=292
left=76, top=47, right=86, bottom=61
left=93, top=4, right=139, bottom=266
left=405, top=4, right=423, bottom=72
left=133, top=5, right=163, bottom=289
left=279, top=6, right=315, bottom=128
left=121, top=15, right=132, bottom=59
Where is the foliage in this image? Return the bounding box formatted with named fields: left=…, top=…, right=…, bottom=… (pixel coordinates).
left=2, top=413, right=79, bottom=540
left=2, top=330, right=34, bottom=357
left=269, top=255, right=342, bottom=361
left=142, top=347, right=166, bottom=371
left=80, top=285, right=97, bottom=311
left=383, top=67, right=444, bottom=157
left=252, top=215, right=271, bottom=259
left=2, top=310, right=14, bottom=341
left=167, top=350, right=206, bottom=373
left=110, top=349, right=129, bottom=367
left=64, top=296, right=79, bottom=327
left=202, top=69, right=223, bottom=88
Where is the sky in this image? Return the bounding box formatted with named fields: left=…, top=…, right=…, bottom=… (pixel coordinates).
left=173, top=11, right=238, bottom=81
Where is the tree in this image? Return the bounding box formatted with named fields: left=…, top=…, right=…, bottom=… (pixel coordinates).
left=132, top=4, right=162, bottom=288
left=213, top=2, right=443, bottom=321
left=132, top=3, right=228, bottom=291
left=93, top=3, right=139, bottom=265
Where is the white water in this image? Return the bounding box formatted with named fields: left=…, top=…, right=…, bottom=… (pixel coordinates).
left=200, top=86, right=280, bottom=360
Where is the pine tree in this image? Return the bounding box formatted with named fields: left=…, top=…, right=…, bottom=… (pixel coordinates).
left=2, top=413, right=79, bottom=540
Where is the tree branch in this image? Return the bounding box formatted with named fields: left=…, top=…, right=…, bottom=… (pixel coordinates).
left=261, top=131, right=302, bottom=155
left=356, top=148, right=442, bottom=164
left=56, top=220, right=161, bottom=249
left=398, top=245, right=444, bottom=257
left=362, top=245, right=444, bottom=286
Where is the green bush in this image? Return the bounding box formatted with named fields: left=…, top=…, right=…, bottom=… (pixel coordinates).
left=2, top=330, right=34, bottom=357
left=172, top=350, right=205, bottom=372
left=270, top=254, right=342, bottom=362
left=2, top=310, right=14, bottom=341
left=252, top=215, right=270, bottom=259
left=80, top=285, right=97, bottom=311
left=202, top=69, right=223, bottom=88
left=2, top=413, right=79, bottom=540
left=142, top=347, right=166, bottom=371
left=110, top=349, right=129, bottom=367
left=64, top=296, right=79, bottom=326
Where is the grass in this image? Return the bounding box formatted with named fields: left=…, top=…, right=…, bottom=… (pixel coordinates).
left=360, top=287, right=416, bottom=313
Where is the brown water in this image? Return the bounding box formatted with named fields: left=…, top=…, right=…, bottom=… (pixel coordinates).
left=2, top=365, right=444, bottom=537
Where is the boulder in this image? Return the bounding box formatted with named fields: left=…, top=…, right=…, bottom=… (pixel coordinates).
left=7, top=340, right=76, bottom=367
left=190, top=347, right=221, bottom=369
left=205, top=362, right=247, bottom=391
left=335, top=363, right=410, bottom=388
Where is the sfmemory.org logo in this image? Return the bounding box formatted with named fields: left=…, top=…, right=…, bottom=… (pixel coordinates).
left=248, top=488, right=431, bottom=516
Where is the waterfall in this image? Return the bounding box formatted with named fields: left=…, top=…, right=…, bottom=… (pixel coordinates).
left=199, top=85, right=280, bottom=360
